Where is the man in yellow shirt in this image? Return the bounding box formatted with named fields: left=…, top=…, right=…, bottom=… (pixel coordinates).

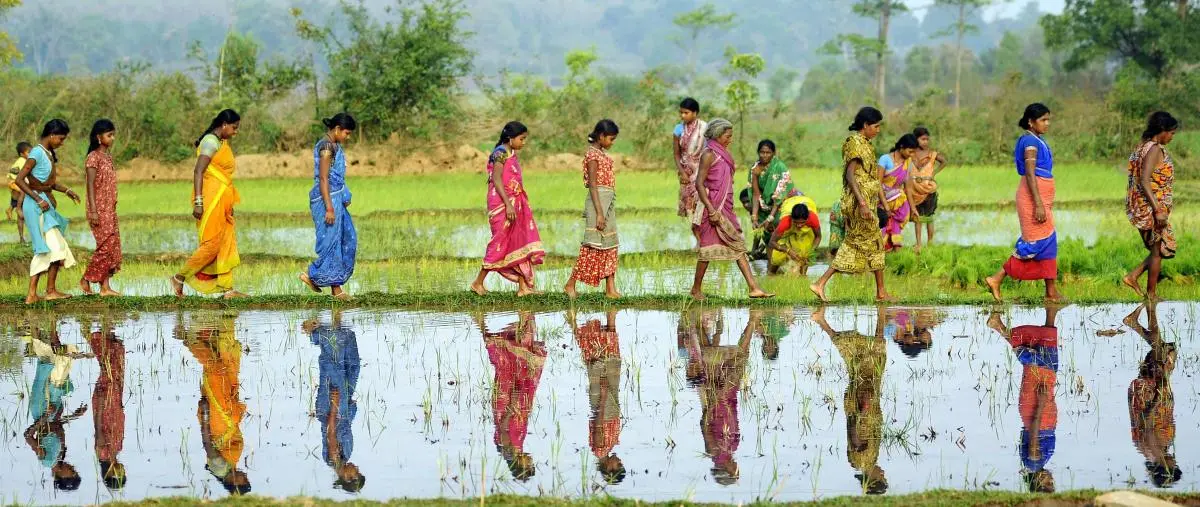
left=8, top=141, right=31, bottom=242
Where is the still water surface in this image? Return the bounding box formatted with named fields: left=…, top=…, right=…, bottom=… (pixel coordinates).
left=0, top=303, right=1196, bottom=503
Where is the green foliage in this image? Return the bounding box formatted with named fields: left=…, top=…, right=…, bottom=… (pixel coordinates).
left=722, top=49, right=766, bottom=158
left=1042, top=0, right=1200, bottom=78
left=671, top=3, right=737, bottom=79
left=0, top=0, right=19, bottom=67
left=187, top=31, right=311, bottom=113
left=294, top=0, right=473, bottom=140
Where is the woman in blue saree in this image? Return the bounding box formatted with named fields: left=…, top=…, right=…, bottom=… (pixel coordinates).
left=300, top=114, right=358, bottom=300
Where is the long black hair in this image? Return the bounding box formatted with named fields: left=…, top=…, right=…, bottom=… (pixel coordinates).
left=323, top=112, right=357, bottom=132
left=194, top=109, right=241, bottom=147
left=1142, top=111, right=1179, bottom=141
left=40, top=119, right=70, bottom=138
left=495, top=121, right=529, bottom=148
left=87, top=119, right=116, bottom=156
left=1018, top=103, right=1051, bottom=130
left=587, top=119, right=619, bottom=144
left=891, top=133, right=919, bottom=152
left=849, top=107, right=883, bottom=131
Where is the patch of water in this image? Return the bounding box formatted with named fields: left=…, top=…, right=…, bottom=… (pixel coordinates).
left=0, top=303, right=1197, bottom=503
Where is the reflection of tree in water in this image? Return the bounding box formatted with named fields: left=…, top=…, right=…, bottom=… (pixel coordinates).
left=84, top=316, right=127, bottom=490
left=679, top=308, right=758, bottom=485
left=988, top=305, right=1059, bottom=493
left=569, top=309, right=625, bottom=485
left=22, top=317, right=90, bottom=492
left=305, top=310, right=366, bottom=493
left=1125, top=303, right=1181, bottom=488
left=812, top=307, right=888, bottom=495
left=477, top=312, right=545, bottom=482
left=176, top=312, right=251, bottom=495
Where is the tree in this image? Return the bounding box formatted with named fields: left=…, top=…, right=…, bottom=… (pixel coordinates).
left=822, top=1, right=907, bottom=108
left=934, top=0, right=999, bottom=110
left=722, top=48, right=765, bottom=159
left=187, top=31, right=311, bottom=111
left=1041, top=0, right=1200, bottom=78
left=0, top=0, right=21, bottom=67
left=672, top=3, right=737, bottom=81
left=293, top=0, right=473, bottom=139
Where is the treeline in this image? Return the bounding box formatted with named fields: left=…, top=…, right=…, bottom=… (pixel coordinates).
left=0, top=0, right=1197, bottom=172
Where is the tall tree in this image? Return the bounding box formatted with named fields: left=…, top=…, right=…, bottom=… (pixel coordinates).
left=822, top=1, right=907, bottom=108
left=1042, top=0, right=1200, bottom=78
left=722, top=48, right=766, bottom=158
left=934, top=0, right=998, bottom=110
left=0, top=0, right=19, bottom=67
left=672, top=3, right=737, bottom=81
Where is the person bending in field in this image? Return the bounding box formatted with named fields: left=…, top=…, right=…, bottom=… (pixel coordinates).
left=565, top=120, right=622, bottom=300
left=81, top=119, right=124, bottom=297
left=299, top=113, right=358, bottom=301
left=8, top=141, right=31, bottom=242
left=15, top=120, right=81, bottom=304
left=910, top=127, right=947, bottom=246
left=767, top=204, right=822, bottom=276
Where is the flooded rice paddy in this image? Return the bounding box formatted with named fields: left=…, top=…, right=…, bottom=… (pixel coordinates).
left=1, top=303, right=1197, bottom=503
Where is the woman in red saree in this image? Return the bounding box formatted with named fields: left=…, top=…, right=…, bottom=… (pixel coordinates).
left=471, top=122, right=545, bottom=297
left=81, top=120, right=122, bottom=296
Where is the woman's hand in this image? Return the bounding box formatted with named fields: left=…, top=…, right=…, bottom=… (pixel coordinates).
left=596, top=215, right=606, bottom=231
left=1154, top=209, right=1169, bottom=229
left=324, top=207, right=336, bottom=225
left=344, top=200, right=351, bottom=208
left=858, top=203, right=873, bottom=221
left=1034, top=204, right=1047, bottom=223
left=708, top=209, right=722, bottom=224
left=65, top=189, right=80, bottom=204
left=504, top=201, right=516, bottom=223
left=36, top=198, right=49, bottom=211
left=87, top=210, right=99, bottom=226
left=192, top=204, right=204, bottom=220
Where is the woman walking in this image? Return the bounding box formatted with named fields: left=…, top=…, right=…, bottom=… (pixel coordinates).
left=879, top=134, right=920, bottom=252
left=171, top=109, right=247, bottom=299
left=689, top=119, right=773, bottom=300
left=674, top=98, right=707, bottom=236
left=470, top=122, right=544, bottom=297
left=985, top=104, right=1066, bottom=303
left=299, top=113, right=358, bottom=300
left=1122, top=112, right=1179, bottom=302
left=565, top=120, right=621, bottom=299
left=15, top=119, right=80, bottom=304
left=81, top=119, right=123, bottom=296
left=810, top=107, right=892, bottom=303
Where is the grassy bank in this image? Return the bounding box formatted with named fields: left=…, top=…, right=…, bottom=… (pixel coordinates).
left=100, top=490, right=1200, bottom=506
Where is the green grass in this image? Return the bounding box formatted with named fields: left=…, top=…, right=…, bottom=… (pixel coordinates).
left=41, top=163, right=1129, bottom=218
left=97, top=490, right=1200, bottom=506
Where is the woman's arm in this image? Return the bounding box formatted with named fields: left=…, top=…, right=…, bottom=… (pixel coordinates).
left=673, top=135, right=683, bottom=174
left=812, top=225, right=823, bottom=252
left=749, top=164, right=762, bottom=226
left=1023, top=145, right=1045, bottom=222
left=1140, top=146, right=1167, bottom=227
left=192, top=153, right=211, bottom=220
left=586, top=157, right=606, bottom=231
left=319, top=148, right=335, bottom=225
left=934, top=151, right=948, bottom=175
left=491, top=151, right=516, bottom=222
left=84, top=158, right=98, bottom=223
left=845, top=160, right=872, bottom=220
left=695, top=152, right=717, bottom=219
left=13, top=158, right=48, bottom=210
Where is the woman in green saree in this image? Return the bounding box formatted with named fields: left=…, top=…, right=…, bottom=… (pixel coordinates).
left=747, top=140, right=798, bottom=231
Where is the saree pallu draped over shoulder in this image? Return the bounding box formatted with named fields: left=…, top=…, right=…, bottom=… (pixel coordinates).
left=483, top=147, right=545, bottom=284
left=179, top=137, right=241, bottom=294
left=307, top=139, right=357, bottom=287
left=694, top=140, right=748, bottom=262
left=677, top=119, right=708, bottom=220
left=831, top=134, right=885, bottom=274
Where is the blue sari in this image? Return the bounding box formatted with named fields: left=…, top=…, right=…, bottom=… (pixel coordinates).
left=307, top=139, right=357, bottom=287
left=312, top=324, right=360, bottom=465
left=22, top=146, right=70, bottom=256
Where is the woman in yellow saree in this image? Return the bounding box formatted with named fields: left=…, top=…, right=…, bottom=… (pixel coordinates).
left=171, top=110, right=246, bottom=298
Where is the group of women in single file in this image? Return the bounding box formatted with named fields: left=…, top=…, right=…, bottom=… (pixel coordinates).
left=6, top=99, right=1180, bottom=303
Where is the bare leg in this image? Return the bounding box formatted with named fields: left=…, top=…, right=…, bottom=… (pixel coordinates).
left=26, top=274, right=42, bottom=304
left=873, top=270, right=894, bottom=302
left=1044, top=279, right=1067, bottom=304
left=79, top=276, right=95, bottom=295
left=810, top=267, right=837, bottom=303
left=44, top=262, right=70, bottom=300
left=984, top=269, right=1005, bottom=302
left=691, top=261, right=709, bottom=300
left=1146, top=248, right=1163, bottom=302
left=170, top=274, right=185, bottom=298
left=563, top=274, right=578, bottom=299
left=331, top=285, right=351, bottom=300
left=470, top=270, right=488, bottom=296
left=736, top=257, right=773, bottom=298
left=16, top=210, right=25, bottom=243
left=516, top=275, right=541, bottom=297
left=1124, top=255, right=1150, bottom=298
left=604, top=275, right=621, bottom=299
left=927, top=222, right=935, bottom=245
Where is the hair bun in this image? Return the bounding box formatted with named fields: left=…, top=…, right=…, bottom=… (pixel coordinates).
left=322, top=118, right=335, bottom=129
left=587, top=135, right=596, bottom=143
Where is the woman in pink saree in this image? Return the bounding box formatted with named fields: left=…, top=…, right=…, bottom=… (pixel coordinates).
left=673, top=98, right=708, bottom=225
left=689, top=119, right=773, bottom=300
left=471, top=122, right=545, bottom=297
left=878, top=134, right=920, bottom=252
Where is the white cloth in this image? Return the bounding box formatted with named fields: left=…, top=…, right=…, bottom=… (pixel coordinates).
left=29, top=214, right=76, bottom=276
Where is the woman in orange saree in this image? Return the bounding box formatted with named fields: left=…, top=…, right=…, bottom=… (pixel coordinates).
left=172, top=110, right=246, bottom=298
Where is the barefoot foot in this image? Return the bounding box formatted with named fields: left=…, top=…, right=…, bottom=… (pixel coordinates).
left=79, top=279, right=95, bottom=295
left=332, top=291, right=353, bottom=301
left=222, top=290, right=248, bottom=299
left=1122, top=274, right=1145, bottom=298
left=749, top=290, right=775, bottom=299
left=299, top=273, right=321, bottom=293
left=984, top=275, right=1003, bottom=302
left=44, top=291, right=72, bottom=301
left=470, top=282, right=487, bottom=296
left=25, top=294, right=41, bottom=305
left=874, top=293, right=897, bottom=303
left=690, top=290, right=706, bottom=301
left=1045, top=294, right=1070, bottom=305
left=99, top=289, right=122, bottom=297
left=809, top=283, right=828, bottom=303
left=605, top=291, right=622, bottom=300
left=170, top=276, right=185, bottom=298
left=564, top=285, right=578, bottom=300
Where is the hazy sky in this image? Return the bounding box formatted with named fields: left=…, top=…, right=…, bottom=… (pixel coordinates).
left=905, top=0, right=1065, bottom=21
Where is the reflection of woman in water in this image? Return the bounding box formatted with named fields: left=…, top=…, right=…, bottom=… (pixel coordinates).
left=477, top=311, right=545, bottom=481
left=886, top=308, right=943, bottom=359
left=305, top=310, right=366, bottom=492
left=176, top=313, right=251, bottom=495
left=988, top=305, right=1059, bottom=493
left=569, top=309, right=625, bottom=484
left=812, top=306, right=888, bottom=495
left=681, top=308, right=757, bottom=485
left=23, top=321, right=90, bottom=492
left=86, top=317, right=127, bottom=490
left=1124, top=303, right=1181, bottom=487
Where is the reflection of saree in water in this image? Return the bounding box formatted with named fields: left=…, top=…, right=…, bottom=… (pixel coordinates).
left=483, top=147, right=545, bottom=284
left=1011, top=325, right=1058, bottom=473
left=185, top=317, right=246, bottom=472
left=179, top=136, right=241, bottom=294
left=485, top=317, right=546, bottom=454
left=832, top=331, right=885, bottom=476
left=577, top=320, right=621, bottom=458
left=313, top=324, right=360, bottom=464
left=87, top=328, right=125, bottom=464
left=1004, top=134, right=1057, bottom=281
